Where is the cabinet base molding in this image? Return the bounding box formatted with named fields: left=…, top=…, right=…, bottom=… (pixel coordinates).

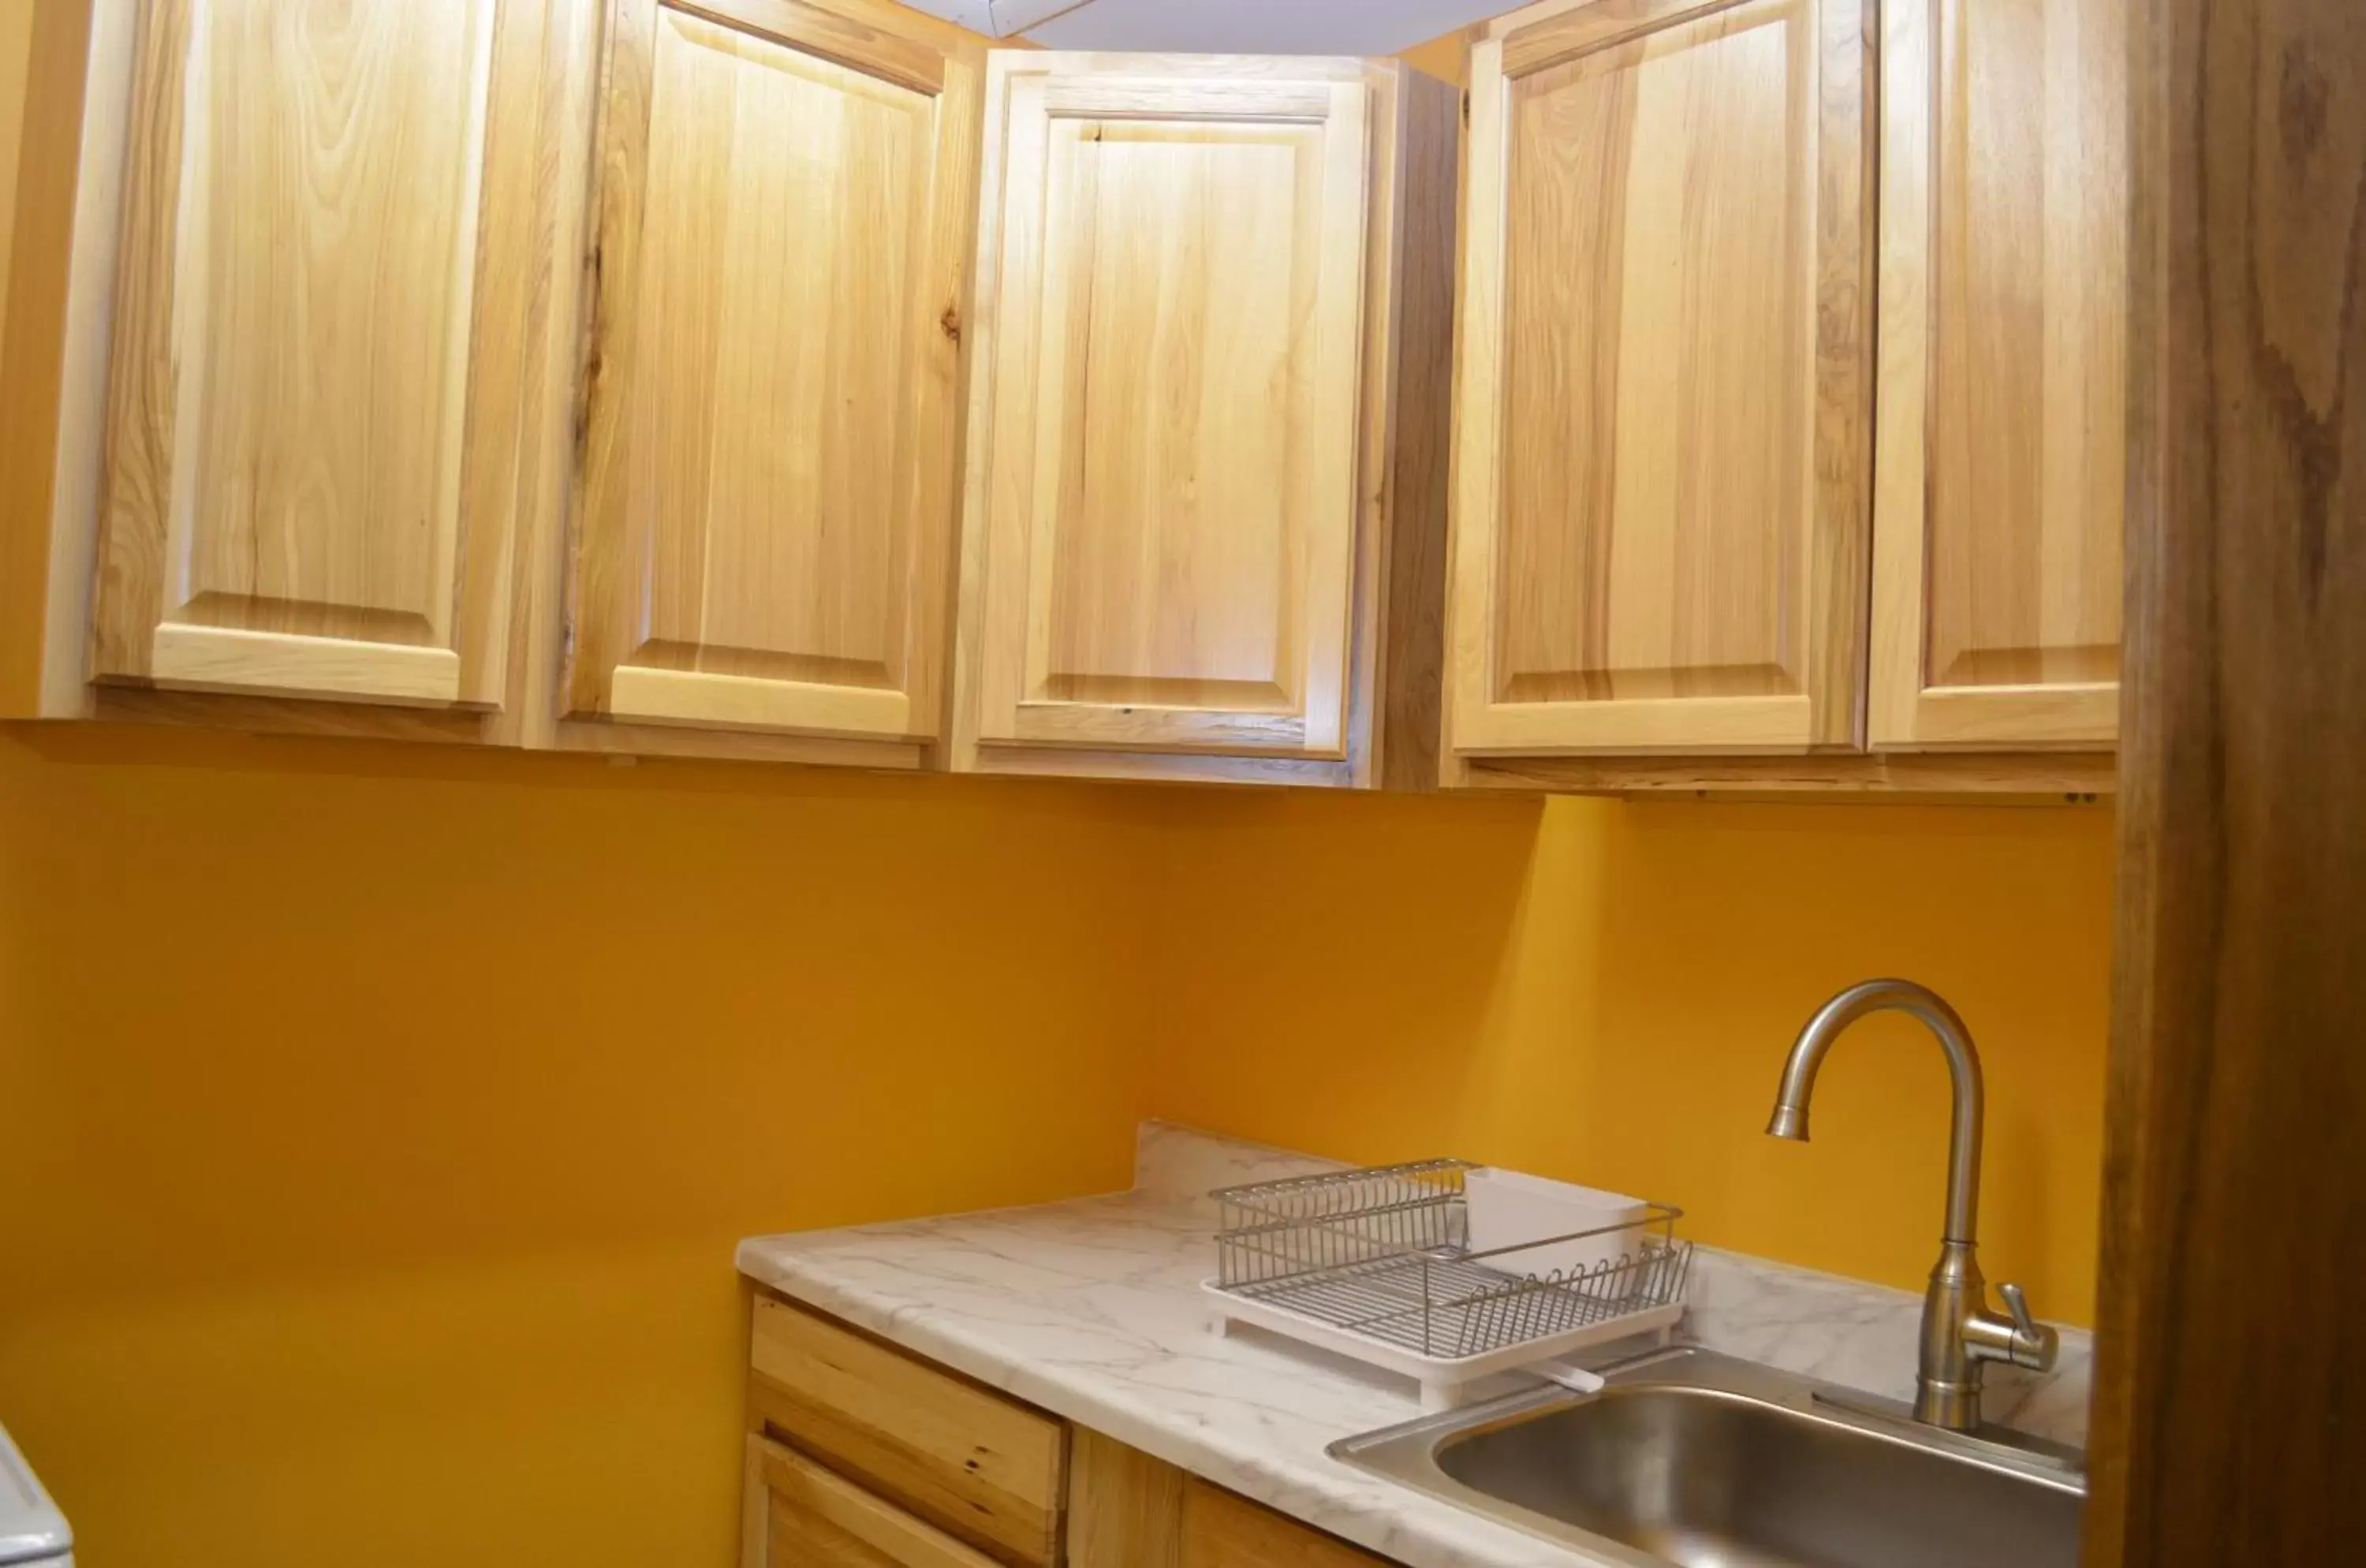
left=1452, top=750, right=2118, bottom=799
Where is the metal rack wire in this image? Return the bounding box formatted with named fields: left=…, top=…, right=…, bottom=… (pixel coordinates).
left=1209, top=1159, right=1690, bottom=1365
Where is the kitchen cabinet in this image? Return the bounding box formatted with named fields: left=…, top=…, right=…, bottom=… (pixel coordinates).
left=1868, top=0, right=2128, bottom=750
left=950, top=52, right=1458, bottom=788
left=84, top=0, right=576, bottom=731
left=1444, top=0, right=1875, bottom=762
left=745, top=1294, right=1065, bottom=1564
left=745, top=1292, right=1397, bottom=1568
left=745, top=1435, right=1001, bottom=1568
left=562, top=0, right=984, bottom=765
left=1069, top=1428, right=1391, bottom=1568
left=1441, top=0, right=2125, bottom=796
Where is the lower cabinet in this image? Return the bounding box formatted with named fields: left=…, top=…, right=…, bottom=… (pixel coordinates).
left=745, top=1291, right=1391, bottom=1568
left=747, top=1435, right=1002, bottom=1568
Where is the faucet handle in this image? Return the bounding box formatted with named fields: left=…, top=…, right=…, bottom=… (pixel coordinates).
left=1996, top=1283, right=2058, bottom=1372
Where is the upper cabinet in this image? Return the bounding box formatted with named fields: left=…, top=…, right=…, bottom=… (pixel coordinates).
left=950, top=53, right=1457, bottom=787
left=1446, top=0, right=1875, bottom=760
left=1869, top=0, right=2128, bottom=750
left=89, top=0, right=551, bottom=714
left=563, top=0, right=983, bottom=757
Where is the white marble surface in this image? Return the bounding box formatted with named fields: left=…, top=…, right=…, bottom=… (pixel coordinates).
left=737, top=1122, right=2091, bottom=1568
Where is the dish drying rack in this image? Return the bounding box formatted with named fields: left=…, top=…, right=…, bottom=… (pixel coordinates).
left=1202, top=1159, right=1691, bottom=1411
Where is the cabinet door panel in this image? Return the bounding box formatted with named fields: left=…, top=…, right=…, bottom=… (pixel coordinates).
left=745, top=1436, right=1000, bottom=1568
left=1870, top=0, right=2125, bottom=748
left=92, top=0, right=515, bottom=707
left=567, top=0, right=979, bottom=740
left=967, top=64, right=1371, bottom=760
left=1449, top=0, right=1872, bottom=756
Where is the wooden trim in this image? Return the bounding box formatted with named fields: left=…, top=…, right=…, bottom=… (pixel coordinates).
left=149, top=625, right=465, bottom=706
left=1372, top=67, right=1459, bottom=793
left=2081, top=0, right=2366, bottom=1560
left=1500, top=0, right=1757, bottom=79
left=677, top=0, right=950, bottom=93
left=1457, top=749, right=2117, bottom=797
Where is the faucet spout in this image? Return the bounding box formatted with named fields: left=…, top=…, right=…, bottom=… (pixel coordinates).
left=1767, top=979, right=1985, bottom=1244
left=1764, top=979, right=2052, bottom=1432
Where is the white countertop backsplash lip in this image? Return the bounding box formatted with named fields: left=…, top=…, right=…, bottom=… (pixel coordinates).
left=737, top=1119, right=2092, bottom=1568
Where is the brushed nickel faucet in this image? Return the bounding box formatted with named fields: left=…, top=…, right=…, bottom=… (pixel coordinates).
left=1767, top=979, right=2058, bottom=1432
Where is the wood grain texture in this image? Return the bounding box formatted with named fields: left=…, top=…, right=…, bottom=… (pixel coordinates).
left=1178, top=1480, right=1390, bottom=1568
left=1066, top=1427, right=1184, bottom=1568
left=87, top=0, right=574, bottom=715
left=1456, top=748, right=2115, bottom=797
left=0, top=0, right=99, bottom=716
left=745, top=1296, right=1065, bottom=1566
left=967, top=58, right=1368, bottom=760
left=1869, top=0, right=2127, bottom=749
left=745, top=1435, right=1002, bottom=1568
left=950, top=54, right=1453, bottom=787
left=565, top=0, right=981, bottom=745
left=1446, top=0, right=1872, bottom=758
left=1374, top=67, right=1461, bottom=793
left=2082, top=0, right=2366, bottom=1562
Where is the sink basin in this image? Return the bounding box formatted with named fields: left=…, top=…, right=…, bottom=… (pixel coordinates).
left=1330, top=1349, right=2084, bottom=1568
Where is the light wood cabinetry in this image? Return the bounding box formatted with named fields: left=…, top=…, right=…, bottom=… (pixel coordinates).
left=745, top=1292, right=1399, bottom=1568
left=1868, top=0, right=2128, bottom=749
left=1443, top=0, right=2130, bottom=794
left=563, top=0, right=984, bottom=759
left=745, top=1295, right=1066, bottom=1566
left=1446, top=0, right=1875, bottom=761
left=745, top=1435, right=1001, bottom=1568
left=1067, top=1425, right=1390, bottom=1568
left=951, top=52, right=1457, bottom=787
left=85, top=0, right=565, bottom=717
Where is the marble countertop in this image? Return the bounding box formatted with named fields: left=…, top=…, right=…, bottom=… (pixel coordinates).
left=736, top=1122, right=2091, bottom=1568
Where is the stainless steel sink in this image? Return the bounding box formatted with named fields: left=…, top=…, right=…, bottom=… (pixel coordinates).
left=1330, top=1350, right=2085, bottom=1568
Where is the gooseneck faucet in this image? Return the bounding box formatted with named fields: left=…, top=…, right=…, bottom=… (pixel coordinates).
left=1767, top=979, right=2058, bottom=1432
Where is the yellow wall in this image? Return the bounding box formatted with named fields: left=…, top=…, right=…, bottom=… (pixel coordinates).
left=1148, top=792, right=2114, bottom=1325
left=0, top=726, right=1162, bottom=1568
left=0, top=726, right=2115, bottom=1568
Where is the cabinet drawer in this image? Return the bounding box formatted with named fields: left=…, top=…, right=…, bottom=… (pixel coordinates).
left=746, top=1295, right=1065, bottom=1565
left=746, top=1435, right=1003, bottom=1568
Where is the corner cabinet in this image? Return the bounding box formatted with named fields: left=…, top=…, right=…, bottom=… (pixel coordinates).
left=88, top=0, right=565, bottom=723
left=1868, top=0, right=2128, bottom=751
left=562, top=0, right=984, bottom=765
left=950, top=54, right=1458, bottom=788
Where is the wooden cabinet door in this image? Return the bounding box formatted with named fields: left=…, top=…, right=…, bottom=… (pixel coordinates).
left=565, top=0, right=981, bottom=741
left=1869, top=0, right=2126, bottom=749
left=1180, top=1479, right=1390, bottom=1568
left=958, top=55, right=1375, bottom=763
left=745, top=1435, right=1001, bottom=1568
left=1446, top=0, right=1874, bottom=757
left=91, top=0, right=538, bottom=709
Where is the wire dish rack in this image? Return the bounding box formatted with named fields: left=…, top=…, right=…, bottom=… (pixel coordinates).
left=1202, top=1159, right=1691, bottom=1411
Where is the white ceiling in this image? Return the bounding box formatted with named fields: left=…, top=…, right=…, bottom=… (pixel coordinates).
left=906, top=0, right=1511, bottom=53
